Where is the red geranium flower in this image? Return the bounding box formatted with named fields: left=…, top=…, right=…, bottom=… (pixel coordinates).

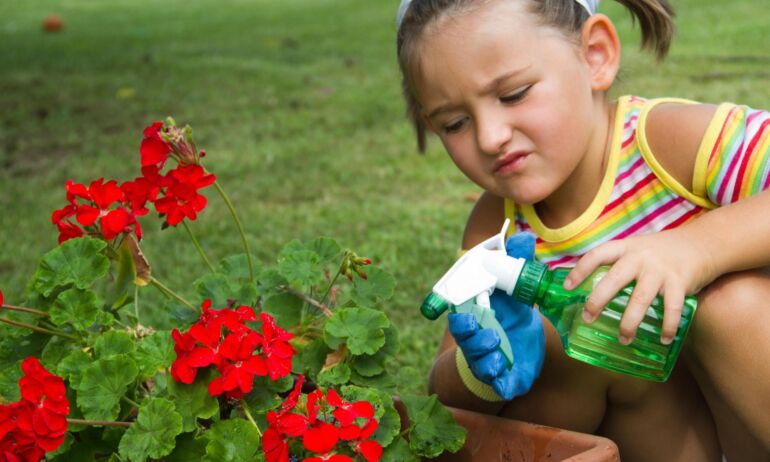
left=52, top=178, right=142, bottom=243
left=153, top=164, right=216, bottom=226
left=140, top=121, right=171, bottom=169
left=262, top=378, right=382, bottom=462
left=170, top=301, right=295, bottom=399
left=259, top=312, right=295, bottom=380
left=0, top=357, right=70, bottom=462
left=120, top=173, right=163, bottom=216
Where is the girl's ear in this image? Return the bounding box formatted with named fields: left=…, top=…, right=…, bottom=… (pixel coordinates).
left=580, top=14, right=621, bottom=91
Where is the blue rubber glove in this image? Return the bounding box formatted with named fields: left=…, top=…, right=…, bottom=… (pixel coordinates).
left=448, top=232, right=546, bottom=400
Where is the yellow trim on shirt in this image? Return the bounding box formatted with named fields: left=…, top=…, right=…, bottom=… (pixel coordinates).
left=636, top=97, right=717, bottom=210
left=516, top=96, right=629, bottom=242
left=692, top=102, right=734, bottom=199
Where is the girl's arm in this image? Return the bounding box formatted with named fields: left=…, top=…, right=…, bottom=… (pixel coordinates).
left=427, top=191, right=508, bottom=413
left=566, top=102, right=770, bottom=344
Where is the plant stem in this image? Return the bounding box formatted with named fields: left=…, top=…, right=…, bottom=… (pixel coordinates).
left=213, top=181, right=255, bottom=282
left=122, top=395, right=141, bottom=408
left=0, top=304, right=49, bottom=317
left=149, top=277, right=198, bottom=312
left=240, top=400, right=262, bottom=436
left=134, top=284, right=140, bottom=324
left=0, top=316, right=78, bottom=340
left=182, top=220, right=215, bottom=273
left=320, top=254, right=347, bottom=306
left=281, top=285, right=332, bottom=317
left=67, top=418, right=132, bottom=428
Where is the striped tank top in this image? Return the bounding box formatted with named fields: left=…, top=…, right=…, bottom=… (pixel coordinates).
left=506, top=95, right=770, bottom=268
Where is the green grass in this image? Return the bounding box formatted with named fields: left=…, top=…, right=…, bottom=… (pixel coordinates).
left=0, top=0, right=768, bottom=394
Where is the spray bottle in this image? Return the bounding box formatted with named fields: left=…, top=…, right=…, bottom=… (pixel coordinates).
left=421, top=219, right=697, bottom=382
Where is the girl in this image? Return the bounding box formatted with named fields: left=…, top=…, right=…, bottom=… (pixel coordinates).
left=396, top=0, right=770, bottom=460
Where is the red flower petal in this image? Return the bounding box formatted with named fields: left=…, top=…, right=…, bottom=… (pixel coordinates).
left=100, top=208, right=132, bottom=240
left=302, top=422, right=339, bottom=454
left=357, top=440, right=383, bottom=462
left=262, top=428, right=289, bottom=462
left=88, top=178, right=124, bottom=210
left=140, top=122, right=170, bottom=168
left=75, top=204, right=100, bottom=227
left=273, top=412, right=308, bottom=437
left=56, top=221, right=84, bottom=244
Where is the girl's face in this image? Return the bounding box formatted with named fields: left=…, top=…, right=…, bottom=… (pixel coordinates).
left=414, top=0, right=605, bottom=206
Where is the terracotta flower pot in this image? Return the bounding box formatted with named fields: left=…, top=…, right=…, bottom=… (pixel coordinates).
left=431, top=406, right=620, bottom=462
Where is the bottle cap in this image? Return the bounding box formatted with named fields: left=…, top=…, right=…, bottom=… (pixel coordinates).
left=421, top=293, right=450, bottom=320
left=513, top=260, right=548, bottom=305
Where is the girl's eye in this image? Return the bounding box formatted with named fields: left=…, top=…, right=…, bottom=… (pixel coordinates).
left=443, top=118, right=467, bottom=134
left=500, top=85, right=532, bottom=104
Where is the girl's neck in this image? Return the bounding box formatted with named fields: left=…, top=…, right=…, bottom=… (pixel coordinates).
left=535, top=98, right=616, bottom=228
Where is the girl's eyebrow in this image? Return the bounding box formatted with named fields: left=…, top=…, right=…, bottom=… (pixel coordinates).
left=426, top=66, right=530, bottom=119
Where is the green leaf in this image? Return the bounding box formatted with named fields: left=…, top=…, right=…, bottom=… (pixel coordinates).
left=349, top=369, right=398, bottom=391
left=400, top=394, right=466, bottom=458
left=49, top=288, right=101, bottom=331
left=33, top=237, right=110, bottom=297
left=351, top=325, right=399, bottom=377
left=167, top=370, right=219, bottom=432
left=293, top=337, right=330, bottom=378
left=110, top=236, right=138, bottom=311
left=135, top=331, right=175, bottom=380
left=308, top=237, right=342, bottom=263
left=277, top=241, right=324, bottom=287
left=350, top=266, right=396, bottom=306
left=194, top=273, right=257, bottom=309
left=119, top=397, right=183, bottom=462
left=77, top=355, right=139, bottom=421
left=94, top=330, right=135, bottom=359
left=56, top=349, right=92, bottom=386
left=373, top=404, right=402, bottom=447
left=324, top=307, right=390, bottom=355
left=255, top=268, right=289, bottom=299
left=218, top=253, right=260, bottom=280
left=47, top=427, right=116, bottom=461
left=41, top=336, right=79, bottom=369
left=317, top=363, right=351, bottom=386
left=380, top=435, right=420, bottom=462
left=166, top=432, right=207, bottom=461
left=203, top=419, right=261, bottom=462
left=262, top=292, right=302, bottom=328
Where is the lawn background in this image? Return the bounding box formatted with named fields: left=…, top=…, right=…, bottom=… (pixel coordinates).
left=1, top=0, right=768, bottom=394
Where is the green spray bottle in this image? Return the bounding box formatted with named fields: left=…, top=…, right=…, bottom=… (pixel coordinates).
left=421, top=219, right=697, bottom=382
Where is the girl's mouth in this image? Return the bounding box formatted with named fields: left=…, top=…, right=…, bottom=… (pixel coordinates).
left=494, top=151, right=529, bottom=175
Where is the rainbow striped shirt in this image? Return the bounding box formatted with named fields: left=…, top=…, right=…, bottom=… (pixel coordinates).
left=505, top=95, right=770, bottom=268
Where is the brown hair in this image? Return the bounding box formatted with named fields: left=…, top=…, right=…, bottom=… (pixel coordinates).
left=396, top=0, right=675, bottom=152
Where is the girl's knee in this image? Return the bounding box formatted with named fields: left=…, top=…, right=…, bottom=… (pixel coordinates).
left=697, top=270, right=770, bottom=321
left=688, top=269, right=770, bottom=351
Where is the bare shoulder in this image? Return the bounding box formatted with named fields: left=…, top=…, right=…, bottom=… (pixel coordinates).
left=645, top=102, right=719, bottom=191
left=462, top=192, right=505, bottom=249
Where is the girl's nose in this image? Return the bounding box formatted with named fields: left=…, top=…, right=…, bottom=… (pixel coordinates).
left=476, top=114, right=512, bottom=156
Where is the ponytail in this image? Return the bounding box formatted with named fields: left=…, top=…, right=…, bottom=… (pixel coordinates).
left=529, top=0, right=675, bottom=60
left=614, top=0, right=675, bottom=59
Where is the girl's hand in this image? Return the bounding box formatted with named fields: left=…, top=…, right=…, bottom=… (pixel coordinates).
left=563, top=229, right=717, bottom=345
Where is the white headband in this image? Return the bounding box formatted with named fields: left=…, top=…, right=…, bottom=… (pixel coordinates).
left=397, top=0, right=600, bottom=28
